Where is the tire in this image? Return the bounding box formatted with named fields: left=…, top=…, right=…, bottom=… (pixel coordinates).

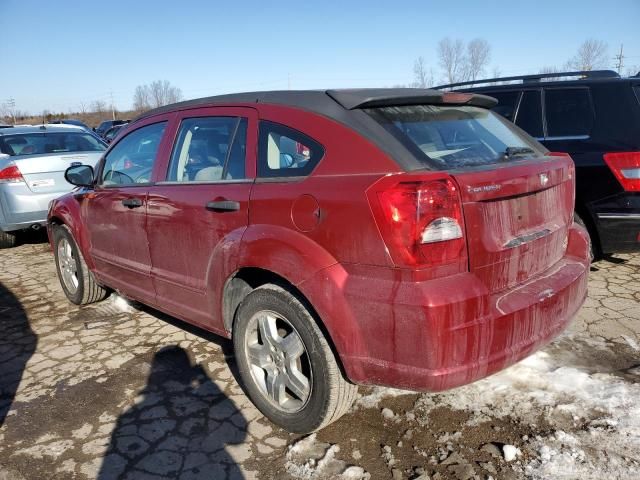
left=0, top=230, right=17, bottom=249
left=233, top=284, right=357, bottom=433
left=53, top=225, right=108, bottom=305
left=574, top=212, right=595, bottom=262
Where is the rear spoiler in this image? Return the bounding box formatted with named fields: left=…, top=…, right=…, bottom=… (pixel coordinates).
left=326, top=88, right=497, bottom=110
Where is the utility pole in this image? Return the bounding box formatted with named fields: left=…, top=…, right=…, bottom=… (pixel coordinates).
left=5, top=98, right=16, bottom=125
left=110, top=90, right=116, bottom=120
left=614, top=44, right=624, bottom=74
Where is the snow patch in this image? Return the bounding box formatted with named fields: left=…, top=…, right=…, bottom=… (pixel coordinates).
left=355, top=387, right=411, bottom=410
left=286, top=434, right=370, bottom=479
left=502, top=444, right=521, bottom=462
left=110, top=294, right=133, bottom=313
left=407, top=335, right=640, bottom=479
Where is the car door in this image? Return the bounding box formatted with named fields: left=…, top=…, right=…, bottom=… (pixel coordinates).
left=146, top=107, right=257, bottom=330
left=85, top=118, right=172, bottom=305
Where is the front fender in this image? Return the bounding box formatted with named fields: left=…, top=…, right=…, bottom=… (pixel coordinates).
left=47, top=193, right=95, bottom=269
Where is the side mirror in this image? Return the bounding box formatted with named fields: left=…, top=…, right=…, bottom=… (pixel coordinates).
left=65, top=165, right=95, bottom=187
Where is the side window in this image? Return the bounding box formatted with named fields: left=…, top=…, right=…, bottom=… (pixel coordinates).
left=544, top=88, right=595, bottom=137
left=100, top=122, right=166, bottom=186
left=515, top=90, right=543, bottom=138
left=258, top=121, right=324, bottom=178
left=488, top=91, right=521, bottom=121
left=167, top=117, right=247, bottom=182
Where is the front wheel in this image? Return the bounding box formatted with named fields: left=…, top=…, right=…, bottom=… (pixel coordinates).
left=233, top=284, right=357, bottom=433
left=53, top=225, right=108, bottom=305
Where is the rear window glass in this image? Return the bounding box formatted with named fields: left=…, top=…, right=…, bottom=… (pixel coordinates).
left=366, top=105, right=545, bottom=170
left=0, top=132, right=106, bottom=156
left=258, top=121, right=324, bottom=178
left=487, top=91, right=520, bottom=121
left=544, top=88, right=595, bottom=137
left=515, top=90, right=544, bottom=138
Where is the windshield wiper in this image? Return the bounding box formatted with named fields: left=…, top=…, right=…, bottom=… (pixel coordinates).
left=504, top=146, right=535, bottom=159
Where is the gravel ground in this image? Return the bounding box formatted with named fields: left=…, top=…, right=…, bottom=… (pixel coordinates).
left=0, top=237, right=638, bottom=480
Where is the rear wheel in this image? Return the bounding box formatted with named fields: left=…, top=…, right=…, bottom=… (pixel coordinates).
left=53, top=225, right=108, bottom=305
left=233, top=284, right=357, bottom=433
left=0, top=230, right=17, bottom=249
left=574, top=212, right=595, bottom=261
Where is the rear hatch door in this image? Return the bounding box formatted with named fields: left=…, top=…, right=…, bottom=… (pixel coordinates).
left=451, top=155, right=575, bottom=293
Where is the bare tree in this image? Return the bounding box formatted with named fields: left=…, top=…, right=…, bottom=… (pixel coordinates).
left=438, top=38, right=466, bottom=84
left=412, top=56, right=434, bottom=88
left=466, top=38, right=491, bottom=81
left=91, top=100, right=107, bottom=114
left=133, top=80, right=183, bottom=111
left=567, top=39, right=608, bottom=71
left=78, top=101, right=88, bottom=114
left=437, top=37, right=492, bottom=84
left=133, top=85, right=151, bottom=112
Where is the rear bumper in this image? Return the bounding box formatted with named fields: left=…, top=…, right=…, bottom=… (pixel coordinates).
left=592, top=192, right=640, bottom=253
left=301, top=225, right=590, bottom=392
left=0, top=184, right=61, bottom=232
left=596, top=213, right=640, bottom=253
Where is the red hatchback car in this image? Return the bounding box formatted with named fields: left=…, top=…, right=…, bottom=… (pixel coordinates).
left=48, top=89, right=590, bottom=433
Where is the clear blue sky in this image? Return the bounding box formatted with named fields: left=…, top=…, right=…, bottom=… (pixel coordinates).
left=1, top=0, right=638, bottom=114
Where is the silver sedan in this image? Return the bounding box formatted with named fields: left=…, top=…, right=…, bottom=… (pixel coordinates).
left=0, top=124, right=106, bottom=248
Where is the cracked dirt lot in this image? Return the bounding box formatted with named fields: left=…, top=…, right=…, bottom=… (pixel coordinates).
left=0, top=239, right=639, bottom=480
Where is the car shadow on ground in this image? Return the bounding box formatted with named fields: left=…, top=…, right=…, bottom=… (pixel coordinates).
left=97, top=345, right=248, bottom=480
left=128, top=300, right=242, bottom=384
left=0, top=281, right=37, bottom=427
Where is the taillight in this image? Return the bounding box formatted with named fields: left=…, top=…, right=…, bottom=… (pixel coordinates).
left=371, top=177, right=466, bottom=268
left=604, top=152, right=640, bottom=192
left=0, top=163, right=24, bottom=183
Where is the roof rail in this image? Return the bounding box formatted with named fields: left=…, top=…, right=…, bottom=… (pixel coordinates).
left=434, top=70, right=621, bottom=90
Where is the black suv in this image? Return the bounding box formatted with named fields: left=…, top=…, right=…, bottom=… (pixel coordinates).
left=437, top=70, right=640, bottom=257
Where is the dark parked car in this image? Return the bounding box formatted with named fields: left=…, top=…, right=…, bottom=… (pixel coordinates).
left=103, top=124, right=125, bottom=143
left=95, top=119, right=129, bottom=138
left=437, top=70, right=640, bottom=258
left=48, top=89, right=590, bottom=433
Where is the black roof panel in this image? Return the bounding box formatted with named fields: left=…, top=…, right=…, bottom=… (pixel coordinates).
left=136, top=88, right=497, bottom=121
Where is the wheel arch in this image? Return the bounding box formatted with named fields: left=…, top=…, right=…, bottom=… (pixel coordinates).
left=222, top=266, right=351, bottom=380
left=47, top=198, right=96, bottom=270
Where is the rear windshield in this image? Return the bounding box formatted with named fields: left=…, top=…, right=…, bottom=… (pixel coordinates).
left=366, top=105, right=546, bottom=170
left=0, top=132, right=106, bottom=156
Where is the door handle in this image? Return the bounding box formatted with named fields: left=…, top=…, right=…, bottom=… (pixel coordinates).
left=122, top=198, right=143, bottom=209
left=206, top=200, right=240, bottom=212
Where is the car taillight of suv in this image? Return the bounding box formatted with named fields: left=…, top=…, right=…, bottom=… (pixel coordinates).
left=604, top=151, right=640, bottom=192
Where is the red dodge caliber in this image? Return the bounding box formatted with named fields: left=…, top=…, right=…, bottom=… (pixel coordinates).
left=48, top=89, right=590, bottom=433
